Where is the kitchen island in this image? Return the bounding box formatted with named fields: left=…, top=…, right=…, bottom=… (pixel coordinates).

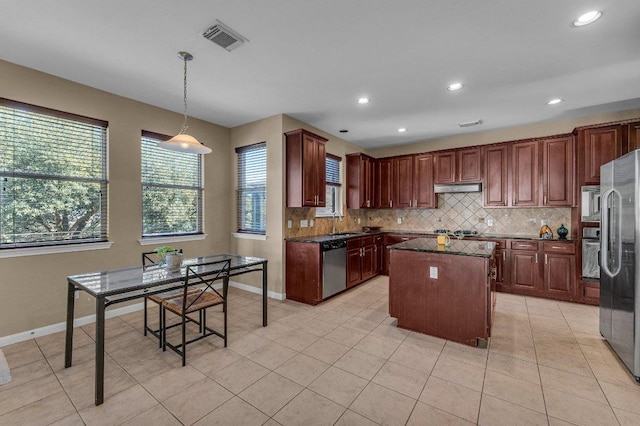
left=389, top=238, right=496, bottom=347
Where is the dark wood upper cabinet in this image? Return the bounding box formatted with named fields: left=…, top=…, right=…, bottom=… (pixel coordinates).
left=285, top=129, right=327, bottom=208
left=434, top=148, right=481, bottom=184
left=541, top=135, right=574, bottom=207
left=626, top=121, right=640, bottom=153
left=413, top=153, right=437, bottom=208
left=346, top=153, right=374, bottom=208
left=511, top=141, right=539, bottom=207
left=393, top=155, right=414, bottom=208
left=482, top=144, right=509, bottom=207
left=375, top=158, right=393, bottom=208
left=457, top=147, right=482, bottom=182
left=580, top=124, right=623, bottom=185
left=433, top=151, right=456, bottom=184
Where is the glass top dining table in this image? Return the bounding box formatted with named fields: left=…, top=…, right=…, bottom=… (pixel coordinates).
left=64, top=253, right=268, bottom=405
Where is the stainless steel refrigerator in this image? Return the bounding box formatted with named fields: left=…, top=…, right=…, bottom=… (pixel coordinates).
left=600, top=149, right=640, bottom=383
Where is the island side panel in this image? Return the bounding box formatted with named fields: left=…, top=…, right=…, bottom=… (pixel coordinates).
left=389, top=249, right=490, bottom=346
left=285, top=241, right=322, bottom=305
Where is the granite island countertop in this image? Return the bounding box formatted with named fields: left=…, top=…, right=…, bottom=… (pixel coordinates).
left=388, top=237, right=497, bottom=258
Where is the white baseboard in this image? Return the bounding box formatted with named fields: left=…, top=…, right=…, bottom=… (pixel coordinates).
left=0, top=281, right=285, bottom=348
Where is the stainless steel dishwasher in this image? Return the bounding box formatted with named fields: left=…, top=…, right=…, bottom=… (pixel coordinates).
left=322, top=239, right=347, bottom=298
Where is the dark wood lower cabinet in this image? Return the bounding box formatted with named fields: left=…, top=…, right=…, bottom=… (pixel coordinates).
left=510, top=250, right=541, bottom=294
left=347, top=236, right=376, bottom=287
left=285, top=241, right=322, bottom=305
left=544, top=253, right=575, bottom=298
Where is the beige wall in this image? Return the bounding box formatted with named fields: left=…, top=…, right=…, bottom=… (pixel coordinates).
left=370, top=108, right=640, bottom=158
left=0, top=60, right=231, bottom=337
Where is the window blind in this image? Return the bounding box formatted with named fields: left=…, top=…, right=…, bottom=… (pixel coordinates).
left=141, top=131, right=203, bottom=237
left=0, top=98, right=108, bottom=248
left=317, top=154, right=342, bottom=216
left=236, top=142, right=266, bottom=234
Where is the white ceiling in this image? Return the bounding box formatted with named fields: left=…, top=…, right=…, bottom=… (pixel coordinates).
left=2, top=1, right=640, bottom=149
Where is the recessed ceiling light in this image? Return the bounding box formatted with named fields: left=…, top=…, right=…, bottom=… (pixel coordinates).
left=546, top=98, right=564, bottom=105
left=572, top=10, right=603, bottom=27
left=398, top=128, right=407, bottom=133
left=458, top=119, right=483, bottom=128
left=447, top=82, right=464, bottom=91
left=357, top=97, right=370, bottom=104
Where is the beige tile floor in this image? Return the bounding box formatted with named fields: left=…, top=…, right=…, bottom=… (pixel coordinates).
left=2, top=276, right=640, bottom=425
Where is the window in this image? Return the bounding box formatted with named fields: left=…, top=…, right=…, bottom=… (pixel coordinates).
left=141, top=131, right=203, bottom=237
left=236, top=142, right=266, bottom=234
left=0, top=98, right=108, bottom=248
left=316, top=154, right=342, bottom=216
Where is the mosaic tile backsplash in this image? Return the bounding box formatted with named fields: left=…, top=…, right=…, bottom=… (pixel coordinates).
left=285, top=192, right=572, bottom=239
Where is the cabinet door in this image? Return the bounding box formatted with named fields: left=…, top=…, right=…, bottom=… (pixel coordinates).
left=375, top=158, right=393, bottom=208
left=510, top=251, right=540, bottom=292
left=434, top=151, right=456, bottom=184
left=316, top=140, right=326, bottom=206
left=362, top=245, right=376, bottom=281
left=542, top=136, right=574, bottom=207
left=512, top=141, right=539, bottom=207
left=393, top=155, right=414, bottom=208
left=483, top=145, right=509, bottom=207
left=414, top=154, right=436, bottom=208
left=361, top=155, right=374, bottom=208
left=374, top=236, right=384, bottom=274
left=346, top=248, right=362, bottom=287
left=582, top=125, right=623, bottom=185
left=458, top=147, right=481, bottom=182
left=543, top=253, right=575, bottom=300
left=495, top=249, right=509, bottom=291
left=302, top=135, right=325, bottom=206
left=626, top=121, right=640, bottom=153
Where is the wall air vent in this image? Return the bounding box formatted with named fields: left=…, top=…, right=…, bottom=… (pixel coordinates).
left=202, top=20, right=247, bottom=52
left=458, top=119, right=483, bottom=128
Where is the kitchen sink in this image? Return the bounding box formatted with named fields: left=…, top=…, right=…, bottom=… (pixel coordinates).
left=330, top=232, right=360, bottom=237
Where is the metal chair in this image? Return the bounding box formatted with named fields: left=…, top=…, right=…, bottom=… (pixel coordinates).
left=162, top=259, right=231, bottom=366
left=142, top=249, right=194, bottom=347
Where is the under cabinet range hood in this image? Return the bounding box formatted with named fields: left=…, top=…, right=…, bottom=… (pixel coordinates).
left=433, top=183, right=482, bottom=193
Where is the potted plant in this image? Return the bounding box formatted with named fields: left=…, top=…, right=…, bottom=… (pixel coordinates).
left=155, top=245, right=177, bottom=265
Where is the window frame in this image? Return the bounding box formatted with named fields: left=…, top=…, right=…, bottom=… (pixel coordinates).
left=235, top=142, right=267, bottom=235
left=316, top=153, right=343, bottom=217
left=140, top=130, right=205, bottom=239
left=0, top=97, right=109, bottom=250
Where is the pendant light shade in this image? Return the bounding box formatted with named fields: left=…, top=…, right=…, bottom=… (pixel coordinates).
left=159, top=51, right=212, bottom=155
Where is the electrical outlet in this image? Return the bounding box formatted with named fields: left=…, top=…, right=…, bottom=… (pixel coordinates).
left=300, top=219, right=308, bottom=228
left=397, top=217, right=402, bottom=224
left=287, top=220, right=292, bottom=228
left=540, top=219, right=547, bottom=226
left=357, top=218, right=361, bottom=224
left=429, top=266, right=438, bottom=279
left=310, top=219, right=314, bottom=227
left=529, top=218, right=536, bottom=224
left=487, top=218, right=494, bottom=226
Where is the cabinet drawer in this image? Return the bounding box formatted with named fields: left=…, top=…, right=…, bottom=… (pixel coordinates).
left=374, top=235, right=384, bottom=244
left=347, top=235, right=375, bottom=249
left=481, top=239, right=506, bottom=249
left=510, top=240, right=539, bottom=251
left=543, top=242, right=576, bottom=254
left=360, top=236, right=374, bottom=246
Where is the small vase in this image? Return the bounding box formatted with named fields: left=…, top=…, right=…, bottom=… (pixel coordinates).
left=557, top=224, right=568, bottom=240
left=165, top=252, right=183, bottom=271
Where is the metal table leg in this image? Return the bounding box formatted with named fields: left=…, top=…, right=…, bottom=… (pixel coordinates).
left=262, top=261, right=268, bottom=327
left=64, top=281, right=75, bottom=368
left=95, top=296, right=106, bottom=405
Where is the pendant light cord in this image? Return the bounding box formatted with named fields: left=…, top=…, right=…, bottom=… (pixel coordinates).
left=180, top=57, right=189, bottom=134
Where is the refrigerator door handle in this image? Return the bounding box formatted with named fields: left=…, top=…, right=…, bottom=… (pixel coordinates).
left=601, top=189, right=621, bottom=278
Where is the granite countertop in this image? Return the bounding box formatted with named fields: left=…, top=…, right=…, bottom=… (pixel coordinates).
left=388, top=237, right=497, bottom=258
left=286, top=230, right=382, bottom=243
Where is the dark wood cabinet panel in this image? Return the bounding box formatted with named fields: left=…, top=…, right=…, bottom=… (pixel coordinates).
left=544, top=253, right=575, bottom=298
left=286, top=129, right=327, bottom=207
left=285, top=241, right=322, bottom=305
left=512, top=141, right=539, bottom=207
left=346, top=153, right=374, bottom=209
left=434, top=151, right=456, bottom=184
left=582, top=125, right=623, bottom=185
left=483, top=145, right=509, bottom=207
left=458, top=147, right=482, bottom=182
left=627, top=121, right=640, bottom=153
left=393, top=155, right=414, bottom=208
left=375, top=158, right=393, bottom=208
left=413, top=154, right=437, bottom=208
left=374, top=235, right=384, bottom=275
left=346, top=236, right=378, bottom=287
left=510, top=251, right=540, bottom=292
left=346, top=248, right=362, bottom=287
left=542, top=135, right=574, bottom=207
left=362, top=245, right=376, bottom=281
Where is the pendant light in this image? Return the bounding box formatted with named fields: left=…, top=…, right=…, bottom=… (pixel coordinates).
left=159, top=51, right=212, bottom=154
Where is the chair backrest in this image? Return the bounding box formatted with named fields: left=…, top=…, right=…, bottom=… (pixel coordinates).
left=142, top=248, right=183, bottom=268
left=182, top=259, right=232, bottom=310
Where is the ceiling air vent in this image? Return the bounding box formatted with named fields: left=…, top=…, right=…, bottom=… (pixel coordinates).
left=202, top=20, right=247, bottom=52
left=458, top=119, right=483, bottom=128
